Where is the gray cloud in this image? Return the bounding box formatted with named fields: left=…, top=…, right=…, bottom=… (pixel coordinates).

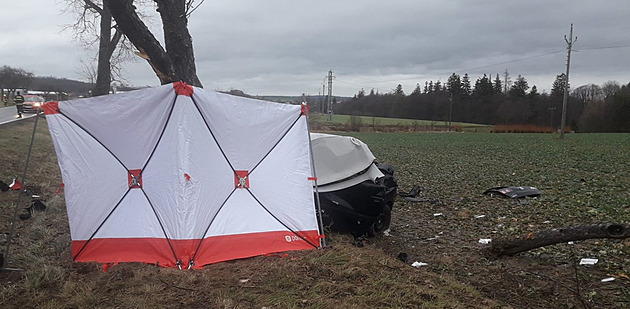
left=1, top=0, right=629, bottom=96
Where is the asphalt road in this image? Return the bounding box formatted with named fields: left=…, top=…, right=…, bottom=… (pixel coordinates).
left=0, top=106, right=38, bottom=126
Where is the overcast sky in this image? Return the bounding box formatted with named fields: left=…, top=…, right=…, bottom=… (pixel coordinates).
left=1, top=0, right=629, bottom=97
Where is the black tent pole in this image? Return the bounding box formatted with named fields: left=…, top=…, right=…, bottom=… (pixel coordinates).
left=302, top=102, right=327, bottom=248
left=2, top=112, right=41, bottom=271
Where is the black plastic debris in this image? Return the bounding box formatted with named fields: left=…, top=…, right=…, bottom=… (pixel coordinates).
left=30, top=200, right=47, bottom=212
left=0, top=180, right=8, bottom=192
left=398, top=185, right=422, bottom=197
left=399, top=185, right=430, bottom=202
left=19, top=212, right=31, bottom=220
left=17, top=196, right=47, bottom=221
left=397, top=252, right=409, bottom=263
left=405, top=197, right=433, bottom=203
left=398, top=185, right=441, bottom=203
left=483, top=186, right=541, bottom=198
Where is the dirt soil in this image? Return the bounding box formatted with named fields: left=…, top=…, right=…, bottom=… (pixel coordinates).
left=1, top=120, right=628, bottom=308
left=341, top=131, right=630, bottom=309
left=370, top=191, right=629, bottom=308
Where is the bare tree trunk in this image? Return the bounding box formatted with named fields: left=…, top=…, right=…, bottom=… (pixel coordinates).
left=156, top=0, right=202, bottom=87
left=489, top=223, right=630, bottom=257
left=107, top=0, right=202, bottom=87
left=93, top=0, right=113, bottom=96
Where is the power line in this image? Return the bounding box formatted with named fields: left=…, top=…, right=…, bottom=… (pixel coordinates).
left=334, top=50, right=564, bottom=89
left=577, top=44, right=630, bottom=51
left=326, top=70, right=334, bottom=121
left=332, top=42, right=630, bottom=94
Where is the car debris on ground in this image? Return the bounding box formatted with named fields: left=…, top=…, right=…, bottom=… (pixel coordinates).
left=483, top=186, right=541, bottom=198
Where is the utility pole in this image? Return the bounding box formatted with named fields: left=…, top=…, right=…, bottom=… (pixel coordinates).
left=321, top=79, right=326, bottom=114
left=326, top=70, right=334, bottom=121
left=503, top=69, right=509, bottom=94
left=560, top=23, right=576, bottom=139
left=448, top=93, right=453, bottom=132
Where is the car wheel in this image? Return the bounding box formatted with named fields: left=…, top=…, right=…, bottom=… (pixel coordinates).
left=367, top=204, right=391, bottom=237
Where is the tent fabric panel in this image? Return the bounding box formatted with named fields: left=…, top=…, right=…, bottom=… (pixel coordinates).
left=142, top=94, right=235, bottom=240
left=46, top=114, right=129, bottom=240
left=56, top=84, right=176, bottom=168
left=248, top=117, right=319, bottom=233
left=192, top=90, right=302, bottom=170
left=205, top=189, right=294, bottom=236
left=87, top=189, right=168, bottom=239
left=191, top=230, right=320, bottom=268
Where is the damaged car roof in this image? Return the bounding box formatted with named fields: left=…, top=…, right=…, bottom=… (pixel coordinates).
left=310, top=133, right=384, bottom=191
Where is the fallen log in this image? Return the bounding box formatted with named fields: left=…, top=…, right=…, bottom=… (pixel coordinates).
left=489, top=223, right=630, bottom=257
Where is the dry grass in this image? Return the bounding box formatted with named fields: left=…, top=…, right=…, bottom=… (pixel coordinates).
left=0, top=117, right=503, bottom=308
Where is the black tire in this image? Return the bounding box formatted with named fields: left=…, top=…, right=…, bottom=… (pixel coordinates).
left=367, top=205, right=391, bottom=237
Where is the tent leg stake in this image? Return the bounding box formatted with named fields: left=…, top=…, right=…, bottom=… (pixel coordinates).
left=2, top=112, right=40, bottom=271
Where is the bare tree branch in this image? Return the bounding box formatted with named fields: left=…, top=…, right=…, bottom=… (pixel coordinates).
left=489, top=223, right=630, bottom=257
left=185, top=0, right=205, bottom=17
left=108, top=0, right=177, bottom=84
left=83, top=0, right=103, bottom=14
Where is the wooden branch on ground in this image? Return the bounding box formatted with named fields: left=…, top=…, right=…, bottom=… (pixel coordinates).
left=489, top=223, right=630, bottom=257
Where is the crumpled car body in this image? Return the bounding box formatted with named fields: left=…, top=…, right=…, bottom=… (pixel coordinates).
left=311, top=133, right=397, bottom=237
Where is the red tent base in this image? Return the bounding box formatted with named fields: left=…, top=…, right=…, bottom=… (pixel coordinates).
left=73, top=230, right=320, bottom=269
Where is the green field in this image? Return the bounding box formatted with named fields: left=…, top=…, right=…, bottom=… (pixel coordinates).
left=310, top=113, right=494, bottom=132
left=357, top=132, right=630, bottom=308
left=354, top=132, right=630, bottom=223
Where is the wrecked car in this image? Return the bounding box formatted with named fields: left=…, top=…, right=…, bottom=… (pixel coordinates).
left=311, top=133, right=397, bottom=237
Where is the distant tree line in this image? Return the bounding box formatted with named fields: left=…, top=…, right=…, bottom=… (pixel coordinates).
left=0, top=64, right=146, bottom=100
left=0, top=65, right=34, bottom=100
left=335, top=71, right=629, bottom=132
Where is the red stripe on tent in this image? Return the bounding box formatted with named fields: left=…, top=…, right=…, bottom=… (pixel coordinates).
left=73, top=238, right=179, bottom=267
left=72, top=230, right=320, bottom=269
left=192, top=230, right=320, bottom=268
left=173, top=81, right=194, bottom=97
left=43, top=101, right=60, bottom=114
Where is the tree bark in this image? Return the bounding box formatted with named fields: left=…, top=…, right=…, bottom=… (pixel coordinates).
left=92, top=0, right=113, bottom=96
left=489, top=223, right=630, bottom=257
left=156, top=0, right=202, bottom=87
left=107, top=0, right=202, bottom=87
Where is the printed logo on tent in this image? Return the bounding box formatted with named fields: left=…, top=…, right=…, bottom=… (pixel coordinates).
left=234, top=170, right=249, bottom=189
left=128, top=169, right=142, bottom=189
